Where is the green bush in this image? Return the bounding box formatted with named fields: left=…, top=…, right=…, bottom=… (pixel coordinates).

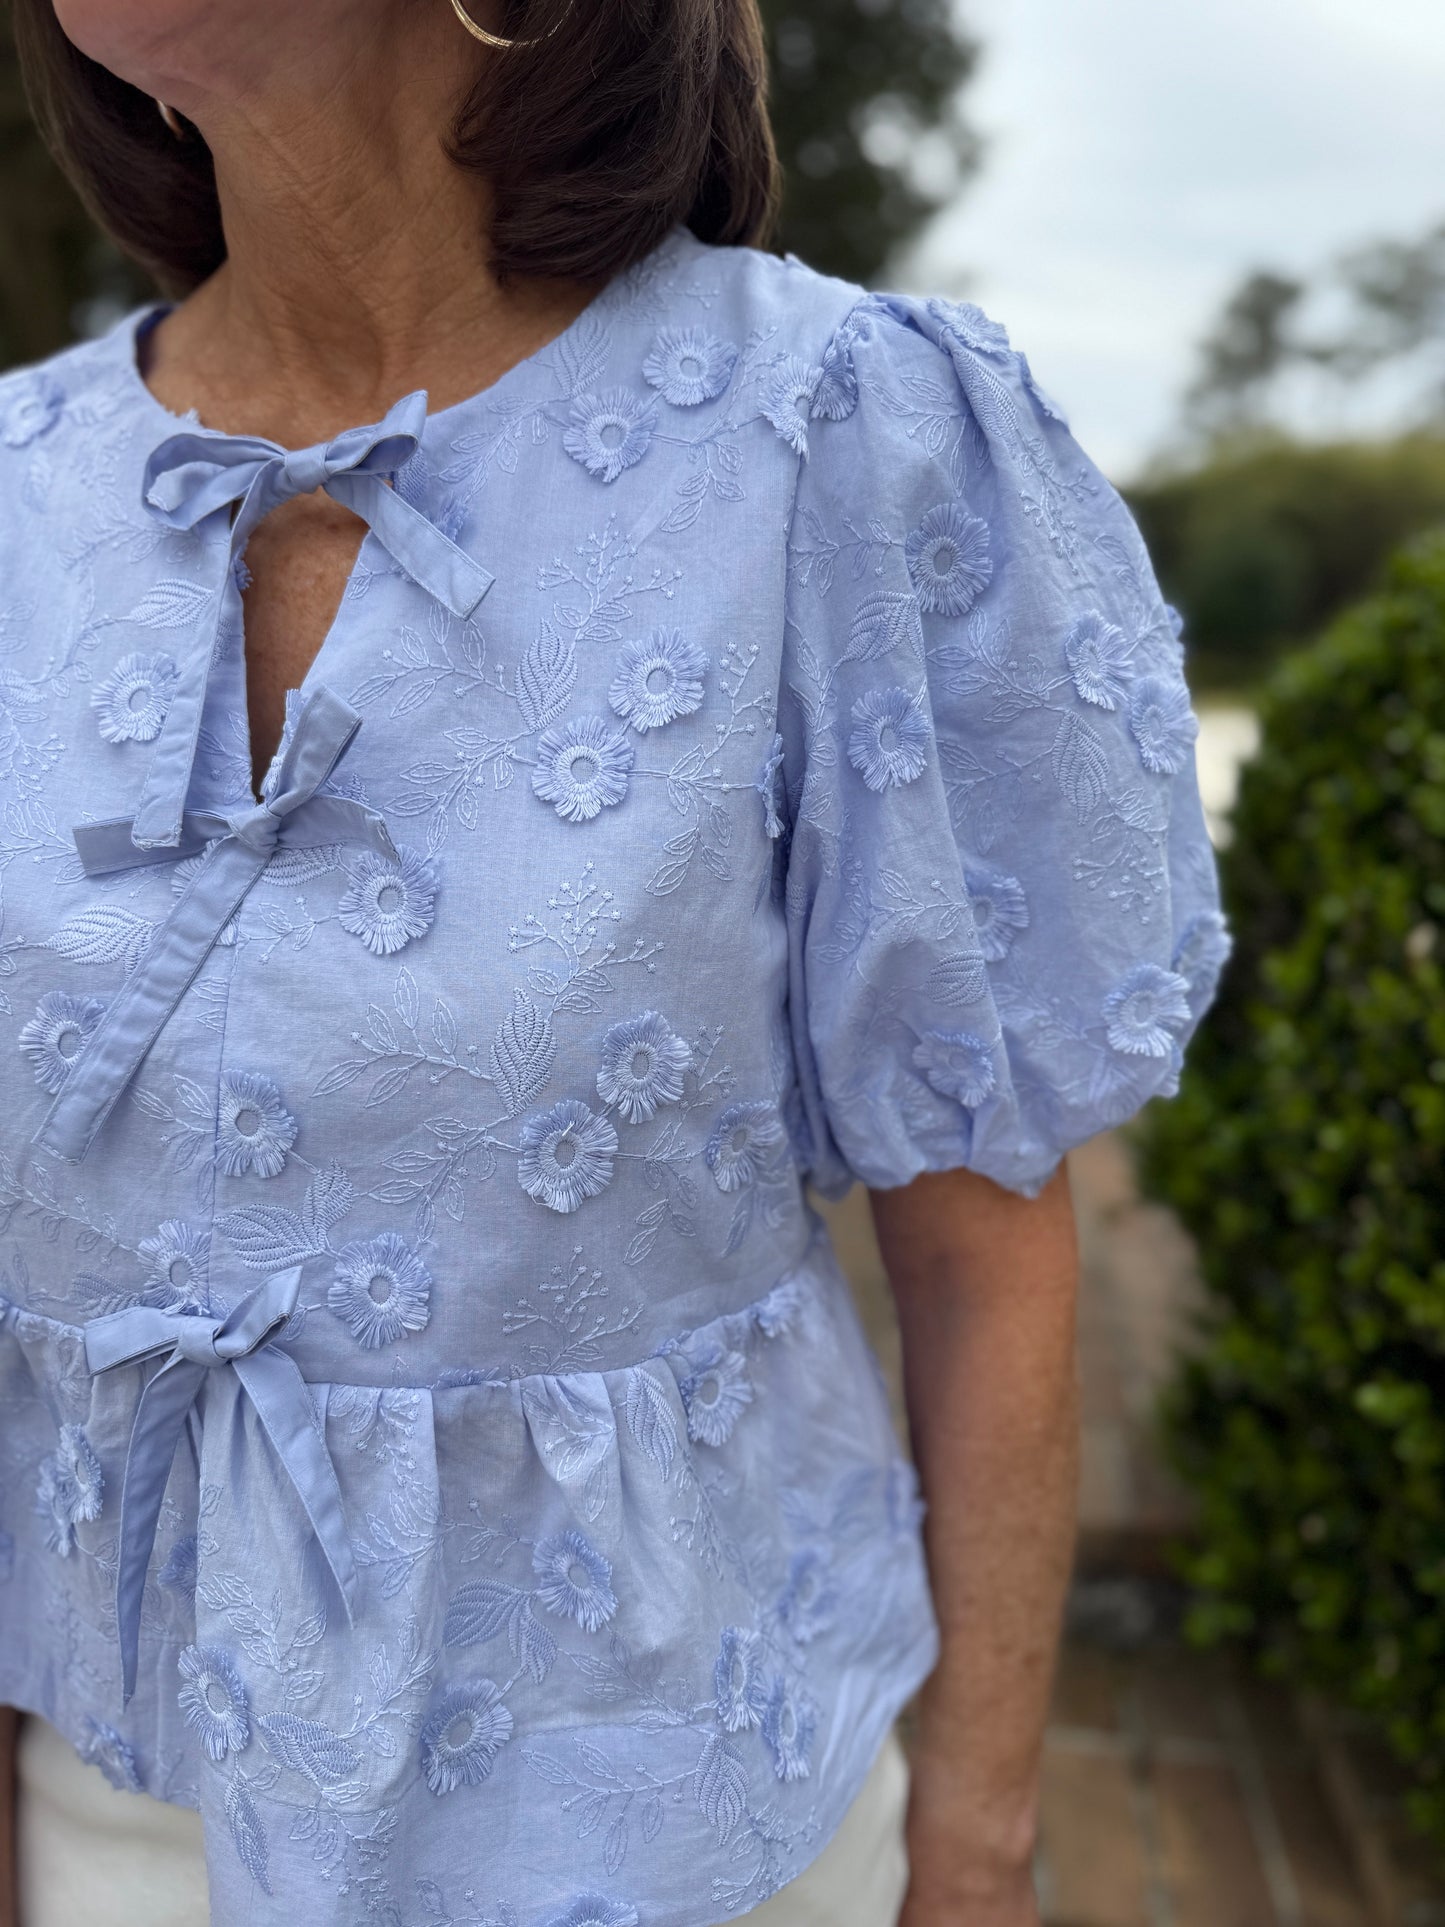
left=1124, top=436, right=1445, bottom=689
left=1135, top=535, right=1445, bottom=1838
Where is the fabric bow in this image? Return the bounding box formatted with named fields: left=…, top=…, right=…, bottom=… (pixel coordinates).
left=83, top=1264, right=357, bottom=1705
left=132, top=390, right=493, bottom=850
left=36, top=684, right=395, bottom=1163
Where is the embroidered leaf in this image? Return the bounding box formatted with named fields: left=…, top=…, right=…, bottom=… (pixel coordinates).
left=43, top=908, right=154, bottom=971
left=1050, top=713, right=1110, bottom=822
left=123, top=579, right=215, bottom=629
left=604, top=1813, right=628, bottom=1876
left=842, top=589, right=920, bottom=666
left=215, top=1205, right=318, bottom=1271
left=394, top=967, right=420, bottom=1032
left=928, top=953, right=989, bottom=1007
left=578, top=1791, right=608, bottom=1838
left=516, top=632, right=577, bottom=732
left=623, top=1368, right=677, bottom=1481
left=225, top=1774, right=272, bottom=1894
left=646, top=825, right=700, bottom=898
left=490, top=991, right=556, bottom=1115
left=517, top=1602, right=558, bottom=1685
left=366, top=1064, right=414, bottom=1108
left=444, top=1580, right=521, bottom=1648
left=641, top=1793, right=664, bottom=1843
left=256, top=1713, right=362, bottom=1787
left=432, top=999, right=458, bottom=1056
left=524, top=1750, right=576, bottom=1787
left=694, top=1733, right=746, bottom=1841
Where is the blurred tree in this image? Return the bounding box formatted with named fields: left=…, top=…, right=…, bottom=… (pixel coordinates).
left=0, top=0, right=981, bottom=371
left=759, top=0, right=979, bottom=285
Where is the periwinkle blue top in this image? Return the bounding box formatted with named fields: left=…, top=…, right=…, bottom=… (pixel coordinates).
left=0, top=226, right=1226, bottom=1926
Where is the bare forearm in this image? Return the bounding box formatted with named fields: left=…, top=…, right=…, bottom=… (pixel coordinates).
left=870, top=1163, right=1079, bottom=1913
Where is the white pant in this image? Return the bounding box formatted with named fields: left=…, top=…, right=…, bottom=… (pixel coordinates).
left=16, top=1711, right=910, bottom=1926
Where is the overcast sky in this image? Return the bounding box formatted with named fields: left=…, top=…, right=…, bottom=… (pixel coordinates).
left=900, top=0, right=1445, bottom=481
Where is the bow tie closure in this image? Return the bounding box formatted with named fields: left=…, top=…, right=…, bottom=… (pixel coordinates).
left=132, top=390, right=493, bottom=851
left=83, top=1264, right=357, bottom=1706
left=36, top=684, right=394, bottom=1163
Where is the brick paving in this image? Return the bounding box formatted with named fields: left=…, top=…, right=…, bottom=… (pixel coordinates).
left=814, top=1133, right=1399, bottom=1927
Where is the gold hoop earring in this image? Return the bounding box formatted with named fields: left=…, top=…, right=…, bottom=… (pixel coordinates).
left=156, top=99, right=185, bottom=138
left=448, top=0, right=557, bottom=49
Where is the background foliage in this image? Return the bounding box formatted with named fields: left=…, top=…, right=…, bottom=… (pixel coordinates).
left=1136, top=536, right=1445, bottom=1839
left=0, top=0, right=979, bottom=371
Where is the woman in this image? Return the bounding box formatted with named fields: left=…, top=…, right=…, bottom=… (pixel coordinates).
left=0, top=0, right=1225, bottom=1922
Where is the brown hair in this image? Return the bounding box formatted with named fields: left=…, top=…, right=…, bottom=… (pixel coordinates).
left=11, top=0, right=781, bottom=295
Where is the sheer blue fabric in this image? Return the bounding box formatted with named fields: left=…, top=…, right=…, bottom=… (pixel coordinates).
left=0, top=227, right=1226, bottom=1927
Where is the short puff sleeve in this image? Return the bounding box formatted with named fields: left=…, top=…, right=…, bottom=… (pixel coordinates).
left=778, top=292, right=1229, bottom=1199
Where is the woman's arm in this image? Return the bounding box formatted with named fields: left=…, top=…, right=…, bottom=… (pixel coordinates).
left=1, top=1705, right=17, bottom=1927
left=869, top=1160, right=1080, bottom=1926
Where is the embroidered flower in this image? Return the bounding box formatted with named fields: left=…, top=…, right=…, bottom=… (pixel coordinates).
left=754, top=1277, right=807, bottom=1339
left=544, top=1899, right=639, bottom=1927
left=327, top=1233, right=433, bottom=1348
left=761, top=1675, right=817, bottom=1782
left=811, top=331, right=858, bottom=421
left=177, top=1644, right=251, bottom=1762
left=905, top=502, right=993, bottom=615
left=138, top=1220, right=211, bottom=1311
left=518, top=1098, right=618, bottom=1213
left=0, top=372, right=63, bottom=448
left=756, top=732, right=786, bottom=839
left=337, top=846, right=437, bottom=955
left=532, top=716, right=634, bottom=823
left=595, top=1011, right=691, bottom=1122
left=704, top=1100, right=784, bottom=1193
left=214, top=1069, right=297, bottom=1179
left=912, top=1030, right=996, bottom=1110
left=761, top=356, right=823, bottom=455
left=19, top=990, right=106, bottom=1093
left=608, top=631, right=707, bottom=732
left=963, top=866, right=1029, bottom=963
left=929, top=296, right=1012, bottom=359
left=642, top=328, right=737, bottom=407
left=777, top=1546, right=838, bottom=1644
left=35, top=1422, right=104, bottom=1555
left=680, top=1346, right=753, bottom=1447
left=847, top=686, right=931, bottom=792
left=532, top=1528, right=618, bottom=1633
left=420, top=1681, right=513, bottom=1795
left=90, top=652, right=179, bottom=744
left=1102, top=963, right=1193, bottom=1057
left=563, top=389, right=655, bottom=484
left=1129, top=675, right=1199, bottom=775
left=1063, top=611, right=1132, bottom=710
left=714, top=1626, right=767, bottom=1732
left=158, top=1534, right=200, bottom=1600
left=1172, top=910, right=1232, bottom=1007
left=79, top=1717, right=142, bottom=1793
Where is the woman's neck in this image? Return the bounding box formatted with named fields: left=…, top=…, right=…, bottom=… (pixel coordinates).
left=139, top=5, right=596, bottom=443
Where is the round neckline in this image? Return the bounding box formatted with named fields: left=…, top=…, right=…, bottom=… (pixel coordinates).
left=112, top=223, right=691, bottom=453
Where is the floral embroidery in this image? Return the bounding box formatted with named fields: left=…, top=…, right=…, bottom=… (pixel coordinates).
left=214, top=1069, right=297, bottom=1178
left=846, top=686, right=930, bottom=791
left=777, top=1546, right=838, bottom=1645
left=704, top=1101, right=784, bottom=1192
left=337, top=847, right=437, bottom=955
left=545, top=1899, right=639, bottom=1927
left=905, top=501, right=993, bottom=615
left=532, top=1528, right=618, bottom=1632
left=642, top=328, right=737, bottom=407
left=563, top=389, right=656, bottom=484
left=595, top=1010, right=691, bottom=1122
left=19, top=990, right=106, bottom=1092
left=761, top=356, right=823, bottom=455
left=518, top=1098, right=619, bottom=1212
left=1173, top=909, right=1232, bottom=1006
left=714, top=1626, right=767, bottom=1732
left=158, top=1534, right=200, bottom=1599
left=420, top=1681, right=514, bottom=1794
left=34, top=1422, right=103, bottom=1555
left=327, top=1233, right=432, bottom=1348
left=811, top=331, right=859, bottom=422
left=0, top=371, right=62, bottom=447
left=680, top=1346, right=753, bottom=1446
left=79, top=1717, right=142, bottom=1793
left=608, top=630, right=708, bottom=732
left=1063, top=611, right=1132, bottom=710
left=178, top=1644, right=252, bottom=1762
left=90, top=651, right=179, bottom=745
left=912, top=1030, right=997, bottom=1109
left=1129, top=675, right=1199, bottom=775
left=138, top=1219, right=212, bottom=1310
left=963, top=867, right=1029, bottom=963
left=761, top=1676, right=816, bottom=1782
left=756, top=732, right=786, bottom=839
left=1102, top=964, right=1193, bottom=1057
left=532, top=716, right=634, bottom=822
left=928, top=296, right=1011, bottom=360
